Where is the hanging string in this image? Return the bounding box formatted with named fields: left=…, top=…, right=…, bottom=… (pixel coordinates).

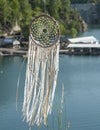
left=16, top=57, right=27, bottom=111
left=16, top=14, right=60, bottom=127
left=22, top=36, right=60, bottom=126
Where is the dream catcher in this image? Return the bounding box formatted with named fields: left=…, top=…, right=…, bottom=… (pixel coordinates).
left=22, top=14, right=60, bottom=127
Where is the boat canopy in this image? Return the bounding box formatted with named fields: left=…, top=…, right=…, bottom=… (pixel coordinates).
left=68, top=36, right=98, bottom=44
left=67, top=43, right=100, bottom=48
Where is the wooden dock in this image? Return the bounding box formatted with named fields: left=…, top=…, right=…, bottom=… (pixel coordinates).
left=0, top=48, right=27, bottom=56
left=1, top=47, right=100, bottom=56
left=0, top=48, right=69, bottom=56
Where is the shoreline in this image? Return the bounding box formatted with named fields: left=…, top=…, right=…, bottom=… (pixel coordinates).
left=0, top=47, right=69, bottom=56
left=0, top=48, right=100, bottom=56
left=0, top=48, right=27, bottom=56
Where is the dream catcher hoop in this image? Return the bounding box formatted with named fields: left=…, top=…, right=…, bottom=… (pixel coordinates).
left=22, top=14, right=60, bottom=127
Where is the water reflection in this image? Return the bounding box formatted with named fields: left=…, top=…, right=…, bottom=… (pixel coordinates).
left=0, top=55, right=100, bottom=130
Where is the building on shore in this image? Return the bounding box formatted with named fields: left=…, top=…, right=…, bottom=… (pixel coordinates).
left=0, top=38, right=20, bottom=48
left=66, top=36, right=100, bottom=55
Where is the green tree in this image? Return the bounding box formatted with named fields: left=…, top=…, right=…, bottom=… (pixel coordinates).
left=0, top=0, right=11, bottom=25
left=19, top=0, right=32, bottom=26
left=10, top=0, right=21, bottom=25
left=70, top=27, right=78, bottom=37
left=32, top=6, right=42, bottom=16
left=0, top=0, right=88, bottom=38
left=29, top=0, right=48, bottom=12
left=18, top=0, right=32, bottom=38
left=61, top=0, right=70, bottom=12
left=48, top=0, right=61, bottom=19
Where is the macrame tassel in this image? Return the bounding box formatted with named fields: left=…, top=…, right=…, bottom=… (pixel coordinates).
left=22, top=35, right=60, bottom=126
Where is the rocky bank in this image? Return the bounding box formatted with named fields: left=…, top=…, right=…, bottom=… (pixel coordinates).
left=71, top=3, right=100, bottom=25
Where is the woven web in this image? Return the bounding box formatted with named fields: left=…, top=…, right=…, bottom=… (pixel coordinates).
left=30, top=14, right=59, bottom=47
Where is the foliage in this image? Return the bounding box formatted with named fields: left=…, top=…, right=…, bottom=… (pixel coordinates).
left=0, top=0, right=11, bottom=25
left=70, top=28, right=78, bottom=37
left=0, top=0, right=88, bottom=38
left=18, top=0, right=32, bottom=26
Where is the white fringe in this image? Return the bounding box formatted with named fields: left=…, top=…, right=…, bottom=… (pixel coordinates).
left=22, top=34, right=60, bottom=126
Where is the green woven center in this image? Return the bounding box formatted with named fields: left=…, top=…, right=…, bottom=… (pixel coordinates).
left=30, top=15, right=59, bottom=47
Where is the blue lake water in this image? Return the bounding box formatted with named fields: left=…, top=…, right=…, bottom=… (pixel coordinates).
left=81, top=27, right=100, bottom=41
left=0, top=28, right=100, bottom=130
